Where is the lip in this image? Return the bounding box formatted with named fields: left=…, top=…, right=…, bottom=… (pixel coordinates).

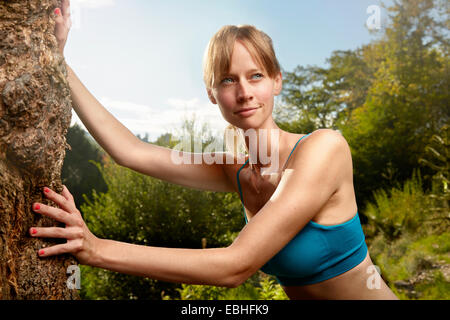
left=234, top=107, right=260, bottom=117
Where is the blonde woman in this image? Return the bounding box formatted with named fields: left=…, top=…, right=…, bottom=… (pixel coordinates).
left=31, top=0, right=398, bottom=300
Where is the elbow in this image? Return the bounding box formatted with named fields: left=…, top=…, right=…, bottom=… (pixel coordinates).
left=113, top=140, right=140, bottom=168
left=227, top=273, right=249, bottom=289
left=225, top=270, right=246, bottom=288
left=225, top=247, right=254, bottom=288
left=114, top=156, right=128, bottom=168
left=112, top=149, right=132, bottom=167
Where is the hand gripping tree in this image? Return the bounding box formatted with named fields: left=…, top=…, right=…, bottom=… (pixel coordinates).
left=0, top=0, right=79, bottom=299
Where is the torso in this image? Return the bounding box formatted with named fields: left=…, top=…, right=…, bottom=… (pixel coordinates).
left=223, top=130, right=398, bottom=300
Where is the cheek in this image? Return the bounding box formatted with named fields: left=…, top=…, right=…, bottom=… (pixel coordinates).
left=255, top=83, right=275, bottom=103
left=213, top=93, right=234, bottom=121
left=215, top=91, right=235, bottom=111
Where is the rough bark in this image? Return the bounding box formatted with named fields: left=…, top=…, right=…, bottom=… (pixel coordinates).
left=0, top=0, right=79, bottom=299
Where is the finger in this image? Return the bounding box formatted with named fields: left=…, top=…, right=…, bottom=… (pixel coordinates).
left=30, top=226, right=79, bottom=240
left=38, top=241, right=78, bottom=258
left=61, top=0, right=71, bottom=19
left=61, top=185, right=74, bottom=202
left=32, top=202, right=76, bottom=225
left=54, top=9, right=65, bottom=32
left=43, top=187, right=76, bottom=213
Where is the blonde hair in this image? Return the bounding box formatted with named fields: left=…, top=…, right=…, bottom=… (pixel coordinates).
left=203, top=25, right=281, bottom=163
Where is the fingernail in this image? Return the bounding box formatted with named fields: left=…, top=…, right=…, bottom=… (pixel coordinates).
left=34, top=204, right=40, bottom=210
left=44, top=187, right=50, bottom=193
left=31, top=228, right=37, bottom=235
left=54, top=8, right=61, bottom=15
left=39, top=249, right=45, bottom=255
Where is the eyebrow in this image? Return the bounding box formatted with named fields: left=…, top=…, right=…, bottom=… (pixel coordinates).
left=223, top=69, right=263, bottom=77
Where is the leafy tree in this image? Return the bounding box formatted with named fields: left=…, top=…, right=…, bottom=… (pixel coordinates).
left=62, top=124, right=108, bottom=213
left=278, top=0, right=449, bottom=213
left=342, top=0, right=449, bottom=209
left=418, top=124, right=450, bottom=234
left=277, top=47, right=376, bottom=133
left=278, top=65, right=342, bottom=132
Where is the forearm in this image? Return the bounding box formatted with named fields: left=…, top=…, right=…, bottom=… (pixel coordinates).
left=91, top=238, right=246, bottom=288
left=65, top=64, right=138, bottom=164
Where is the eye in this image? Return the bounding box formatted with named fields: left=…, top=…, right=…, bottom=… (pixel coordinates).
left=252, top=73, right=264, bottom=79
left=220, top=77, right=234, bottom=84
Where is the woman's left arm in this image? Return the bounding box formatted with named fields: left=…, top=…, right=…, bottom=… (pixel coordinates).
left=30, top=129, right=347, bottom=288
left=30, top=187, right=246, bottom=288
left=229, top=129, right=351, bottom=281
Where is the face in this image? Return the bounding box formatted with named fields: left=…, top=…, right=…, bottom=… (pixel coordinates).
left=207, top=40, right=282, bottom=130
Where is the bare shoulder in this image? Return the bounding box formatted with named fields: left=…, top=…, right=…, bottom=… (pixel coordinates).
left=286, top=128, right=352, bottom=195
left=307, top=128, right=349, bottom=148
left=294, top=129, right=351, bottom=165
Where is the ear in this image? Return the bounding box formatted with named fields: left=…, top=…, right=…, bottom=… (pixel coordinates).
left=207, top=88, right=217, bottom=104
left=273, top=72, right=282, bottom=96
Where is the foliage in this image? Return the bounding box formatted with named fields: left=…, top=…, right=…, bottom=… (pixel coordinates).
left=80, top=264, right=177, bottom=300
left=364, top=168, right=429, bottom=240
left=279, top=0, right=449, bottom=212
left=364, top=166, right=449, bottom=300
left=418, top=124, right=450, bottom=232
left=161, top=273, right=288, bottom=300
left=341, top=0, right=449, bottom=209
left=368, top=232, right=449, bottom=300
left=62, top=124, right=108, bottom=212
left=77, top=116, right=246, bottom=299
left=79, top=156, right=243, bottom=299
left=277, top=47, right=376, bottom=132
left=256, top=276, right=289, bottom=300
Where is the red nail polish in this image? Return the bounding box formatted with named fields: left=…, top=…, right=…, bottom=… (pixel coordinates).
left=44, top=187, right=50, bottom=193
left=54, top=8, right=61, bottom=15
left=34, top=204, right=40, bottom=210
left=31, top=228, right=37, bottom=234
left=39, top=249, right=45, bottom=255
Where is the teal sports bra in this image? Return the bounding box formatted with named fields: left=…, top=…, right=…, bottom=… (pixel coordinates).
left=236, top=133, right=368, bottom=286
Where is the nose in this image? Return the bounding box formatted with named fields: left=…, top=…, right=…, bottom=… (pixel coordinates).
left=236, top=79, right=253, bottom=103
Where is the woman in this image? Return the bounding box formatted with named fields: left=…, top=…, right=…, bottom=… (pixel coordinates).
left=31, top=1, right=398, bottom=299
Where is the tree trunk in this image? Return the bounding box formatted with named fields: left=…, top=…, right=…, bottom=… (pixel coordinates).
left=0, top=0, right=79, bottom=299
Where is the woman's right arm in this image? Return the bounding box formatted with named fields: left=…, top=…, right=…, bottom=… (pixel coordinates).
left=67, top=66, right=234, bottom=192
left=66, top=65, right=139, bottom=165
left=56, top=1, right=235, bottom=193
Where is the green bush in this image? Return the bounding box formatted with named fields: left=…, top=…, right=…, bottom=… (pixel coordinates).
left=364, top=168, right=429, bottom=240
left=161, top=272, right=289, bottom=300
left=79, top=157, right=244, bottom=299
left=364, top=169, right=449, bottom=300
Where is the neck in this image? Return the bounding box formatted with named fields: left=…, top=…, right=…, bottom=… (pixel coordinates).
left=242, top=119, right=288, bottom=173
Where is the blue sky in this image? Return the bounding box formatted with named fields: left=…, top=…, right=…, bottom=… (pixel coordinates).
left=66, top=0, right=390, bottom=141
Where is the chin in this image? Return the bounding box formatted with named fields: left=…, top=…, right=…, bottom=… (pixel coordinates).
left=238, top=119, right=267, bottom=131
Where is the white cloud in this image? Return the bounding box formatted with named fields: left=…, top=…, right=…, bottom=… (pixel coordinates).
left=72, top=0, right=115, bottom=9
left=69, top=0, right=115, bottom=29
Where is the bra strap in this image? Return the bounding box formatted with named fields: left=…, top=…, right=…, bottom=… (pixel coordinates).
left=282, top=133, right=311, bottom=170
left=235, top=133, right=311, bottom=224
